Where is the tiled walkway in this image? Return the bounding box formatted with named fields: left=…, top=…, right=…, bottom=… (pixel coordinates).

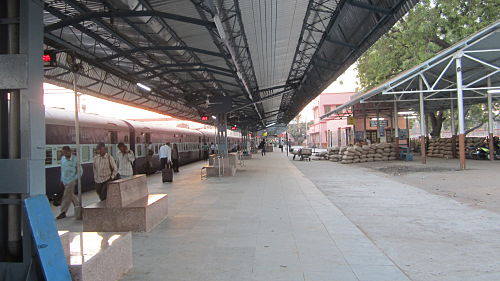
left=118, top=152, right=410, bottom=281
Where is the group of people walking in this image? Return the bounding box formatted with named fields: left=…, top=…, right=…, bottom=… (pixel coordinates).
left=56, top=142, right=180, bottom=220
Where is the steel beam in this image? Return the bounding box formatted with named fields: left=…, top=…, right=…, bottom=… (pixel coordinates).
left=45, top=10, right=215, bottom=32
left=347, top=0, right=392, bottom=15
left=102, top=46, right=227, bottom=61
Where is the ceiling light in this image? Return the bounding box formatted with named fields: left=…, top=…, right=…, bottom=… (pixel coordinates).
left=370, top=118, right=385, bottom=121
left=398, top=111, right=416, bottom=115
left=266, top=122, right=276, bottom=128
left=137, top=83, right=151, bottom=92
left=211, top=115, right=217, bottom=120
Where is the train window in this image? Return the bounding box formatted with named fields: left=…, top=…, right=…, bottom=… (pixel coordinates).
left=81, top=146, right=90, bottom=162
left=137, top=144, right=143, bottom=157
left=124, top=135, right=129, bottom=142
left=56, top=148, right=63, bottom=164
left=136, top=136, right=141, bottom=143
left=109, top=131, right=118, bottom=144
left=154, top=144, right=159, bottom=154
left=145, top=133, right=151, bottom=144
left=45, top=148, right=52, bottom=165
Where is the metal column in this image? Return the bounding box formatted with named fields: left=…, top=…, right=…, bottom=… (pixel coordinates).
left=456, top=53, right=466, bottom=169
left=73, top=72, right=82, bottom=219
left=0, top=0, right=46, bottom=279
left=393, top=100, right=399, bottom=155
left=215, top=113, right=228, bottom=157
left=487, top=77, right=494, bottom=161
left=419, top=77, right=427, bottom=164
left=450, top=93, right=457, bottom=158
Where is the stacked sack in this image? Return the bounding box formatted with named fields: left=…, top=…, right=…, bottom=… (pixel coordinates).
left=340, top=143, right=398, bottom=164
left=327, top=147, right=341, bottom=162
left=426, top=137, right=485, bottom=159
left=427, top=138, right=454, bottom=159
left=466, top=137, right=486, bottom=147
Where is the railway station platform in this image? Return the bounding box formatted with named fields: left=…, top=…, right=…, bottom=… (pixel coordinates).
left=55, top=152, right=410, bottom=281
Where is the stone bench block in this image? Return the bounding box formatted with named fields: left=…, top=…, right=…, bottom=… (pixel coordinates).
left=60, top=231, right=132, bottom=281
left=106, top=175, right=148, bottom=208
left=83, top=194, right=168, bottom=232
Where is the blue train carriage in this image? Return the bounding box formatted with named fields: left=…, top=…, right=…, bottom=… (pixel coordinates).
left=45, top=107, right=132, bottom=199
left=45, top=107, right=242, bottom=201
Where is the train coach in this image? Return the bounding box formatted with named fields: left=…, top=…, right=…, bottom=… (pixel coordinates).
left=45, top=107, right=239, bottom=199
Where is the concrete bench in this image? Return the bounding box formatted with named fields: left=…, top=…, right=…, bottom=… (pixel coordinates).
left=83, top=174, right=168, bottom=232
left=59, top=231, right=132, bottom=281
left=205, top=155, right=237, bottom=177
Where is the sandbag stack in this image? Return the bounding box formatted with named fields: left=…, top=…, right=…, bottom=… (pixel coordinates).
left=339, top=143, right=398, bottom=164
left=427, top=138, right=454, bottom=159
left=466, top=137, right=486, bottom=147
left=327, top=147, right=341, bottom=162
left=426, top=137, right=485, bottom=159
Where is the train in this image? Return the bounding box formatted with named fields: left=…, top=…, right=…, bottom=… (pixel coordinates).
left=45, top=107, right=240, bottom=199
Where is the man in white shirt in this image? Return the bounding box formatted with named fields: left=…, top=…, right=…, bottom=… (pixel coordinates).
left=116, top=142, right=135, bottom=178
left=159, top=142, right=172, bottom=169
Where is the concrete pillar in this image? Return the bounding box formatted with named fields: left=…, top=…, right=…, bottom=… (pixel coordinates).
left=456, top=54, right=466, bottom=169
left=419, top=77, right=427, bottom=164
left=487, top=77, right=494, bottom=161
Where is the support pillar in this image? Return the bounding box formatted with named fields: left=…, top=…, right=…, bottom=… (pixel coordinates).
left=450, top=94, right=457, bottom=158
left=215, top=113, right=228, bottom=157
left=456, top=54, right=466, bottom=169
left=419, top=77, right=427, bottom=164
left=0, top=0, right=46, bottom=278
left=393, top=100, right=399, bottom=155
left=487, top=77, right=494, bottom=161
left=376, top=108, right=381, bottom=143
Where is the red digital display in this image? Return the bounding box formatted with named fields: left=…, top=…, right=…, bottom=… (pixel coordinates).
left=231, top=126, right=237, bottom=130
left=43, top=51, right=57, bottom=67
left=201, top=116, right=209, bottom=121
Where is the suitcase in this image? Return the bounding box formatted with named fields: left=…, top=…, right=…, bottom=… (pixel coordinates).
left=162, top=167, right=173, bottom=182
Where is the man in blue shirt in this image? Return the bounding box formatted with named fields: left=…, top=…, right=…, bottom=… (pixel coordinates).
left=57, top=146, right=81, bottom=219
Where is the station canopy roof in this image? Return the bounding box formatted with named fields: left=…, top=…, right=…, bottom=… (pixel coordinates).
left=43, top=0, right=418, bottom=130
left=321, top=21, right=500, bottom=119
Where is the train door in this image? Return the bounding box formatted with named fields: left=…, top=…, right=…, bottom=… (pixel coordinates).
left=108, top=130, right=118, bottom=157
left=198, top=136, right=202, bottom=159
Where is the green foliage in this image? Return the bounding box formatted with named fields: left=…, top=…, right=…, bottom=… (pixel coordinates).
left=287, top=114, right=313, bottom=145
left=357, top=0, right=500, bottom=91
left=357, top=0, right=500, bottom=135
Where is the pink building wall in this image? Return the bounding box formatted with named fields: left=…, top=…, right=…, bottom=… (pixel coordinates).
left=307, top=92, right=356, bottom=148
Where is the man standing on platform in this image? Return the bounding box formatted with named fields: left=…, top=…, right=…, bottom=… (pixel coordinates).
left=93, top=143, right=118, bottom=201
left=159, top=142, right=172, bottom=169
left=56, top=146, right=81, bottom=219
left=116, top=142, right=135, bottom=178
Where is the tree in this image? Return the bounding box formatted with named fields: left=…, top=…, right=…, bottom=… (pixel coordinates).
left=357, top=0, right=500, bottom=136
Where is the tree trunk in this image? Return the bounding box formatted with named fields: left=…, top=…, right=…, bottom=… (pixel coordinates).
left=428, top=111, right=445, bottom=138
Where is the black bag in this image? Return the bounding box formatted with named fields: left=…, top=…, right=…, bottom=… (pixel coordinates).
left=162, top=166, right=173, bottom=182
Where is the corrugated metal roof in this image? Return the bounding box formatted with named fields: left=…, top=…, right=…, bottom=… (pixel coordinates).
left=43, top=0, right=418, bottom=130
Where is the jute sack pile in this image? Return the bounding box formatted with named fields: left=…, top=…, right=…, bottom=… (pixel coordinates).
left=427, top=138, right=454, bottom=159
left=427, top=137, right=485, bottom=159
left=340, top=143, right=398, bottom=164
left=327, top=147, right=341, bottom=162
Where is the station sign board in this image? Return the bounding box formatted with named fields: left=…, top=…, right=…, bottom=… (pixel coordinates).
left=370, top=120, right=388, bottom=127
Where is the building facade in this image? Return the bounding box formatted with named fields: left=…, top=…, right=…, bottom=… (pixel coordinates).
left=307, top=92, right=356, bottom=148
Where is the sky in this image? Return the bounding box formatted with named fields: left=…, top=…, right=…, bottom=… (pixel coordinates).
left=43, top=64, right=359, bottom=126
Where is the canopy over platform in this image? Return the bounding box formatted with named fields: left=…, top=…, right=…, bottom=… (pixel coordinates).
left=43, top=0, right=418, bottom=130
left=321, top=21, right=500, bottom=170
left=321, top=21, right=500, bottom=119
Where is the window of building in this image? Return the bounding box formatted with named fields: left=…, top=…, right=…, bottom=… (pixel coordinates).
left=324, top=105, right=331, bottom=114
